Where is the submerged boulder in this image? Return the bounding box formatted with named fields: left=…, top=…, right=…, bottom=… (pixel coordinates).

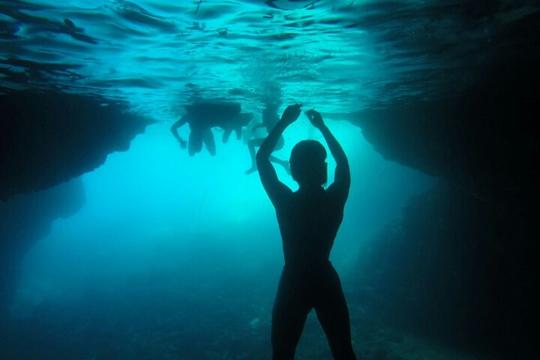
left=0, top=90, right=152, bottom=200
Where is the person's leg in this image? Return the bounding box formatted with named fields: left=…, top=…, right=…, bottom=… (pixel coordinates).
left=188, top=129, right=203, bottom=156
left=272, top=269, right=310, bottom=360
left=222, top=128, right=232, bottom=143
left=234, top=125, right=243, bottom=140
left=270, top=136, right=290, bottom=173
left=314, top=266, right=357, bottom=360
left=202, top=128, right=216, bottom=156
left=245, top=138, right=264, bottom=174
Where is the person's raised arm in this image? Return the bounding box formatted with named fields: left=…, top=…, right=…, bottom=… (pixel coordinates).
left=256, top=104, right=301, bottom=205
left=170, top=116, right=188, bottom=148
left=306, top=110, right=350, bottom=201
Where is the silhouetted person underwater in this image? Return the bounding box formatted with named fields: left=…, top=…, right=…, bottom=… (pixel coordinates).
left=256, top=104, right=356, bottom=359
left=171, top=101, right=252, bottom=156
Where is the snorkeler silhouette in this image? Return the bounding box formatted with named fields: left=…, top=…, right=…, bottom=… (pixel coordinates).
left=257, top=104, right=356, bottom=360
left=171, top=101, right=252, bottom=156
left=245, top=100, right=289, bottom=174
left=220, top=112, right=253, bottom=143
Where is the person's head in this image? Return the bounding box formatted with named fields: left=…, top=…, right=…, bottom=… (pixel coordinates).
left=290, top=140, right=327, bottom=187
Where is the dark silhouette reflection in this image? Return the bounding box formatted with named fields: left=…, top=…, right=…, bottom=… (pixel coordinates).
left=256, top=105, right=356, bottom=359
left=171, top=101, right=252, bottom=156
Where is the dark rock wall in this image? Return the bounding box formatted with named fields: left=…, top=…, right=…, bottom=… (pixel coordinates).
left=353, top=62, right=538, bottom=190
left=0, top=90, right=152, bottom=200
left=350, top=10, right=538, bottom=359
left=0, top=179, right=85, bottom=315
left=0, top=89, right=151, bottom=315
left=353, top=10, right=539, bottom=189
left=352, top=182, right=535, bottom=358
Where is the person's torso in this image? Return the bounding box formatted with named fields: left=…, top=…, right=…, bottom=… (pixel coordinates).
left=276, top=187, right=344, bottom=266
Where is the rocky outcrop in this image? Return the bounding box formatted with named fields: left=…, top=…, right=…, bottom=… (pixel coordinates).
left=352, top=83, right=538, bottom=192
left=0, top=178, right=85, bottom=315
left=352, top=182, right=535, bottom=358
left=0, top=89, right=150, bottom=314
left=351, top=11, right=539, bottom=191
left=0, top=90, right=152, bottom=200
left=349, top=10, right=538, bottom=359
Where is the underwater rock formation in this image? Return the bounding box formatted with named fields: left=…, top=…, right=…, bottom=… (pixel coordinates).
left=0, top=179, right=85, bottom=315
left=0, top=90, right=152, bottom=200
left=352, top=182, right=535, bottom=358
left=352, top=10, right=539, bottom=190
left=352, top=84, right=538, bottom=191
left=349, top=11, right=538, bottom=358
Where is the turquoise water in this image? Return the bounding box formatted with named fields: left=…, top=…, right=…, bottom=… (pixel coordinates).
left=2, top=0, right=533, bottom=359
left=0, top=0, right=489, bottom=111
left=15, top=120, right=432, bottom=358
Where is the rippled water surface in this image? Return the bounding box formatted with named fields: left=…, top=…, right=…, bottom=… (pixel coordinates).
left=2, top=0, right=535, bottom=118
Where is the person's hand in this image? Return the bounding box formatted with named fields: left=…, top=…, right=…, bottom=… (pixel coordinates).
left=280, top=104, right=302, bottom=125
left=306, top=109, right=324, bottom=129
